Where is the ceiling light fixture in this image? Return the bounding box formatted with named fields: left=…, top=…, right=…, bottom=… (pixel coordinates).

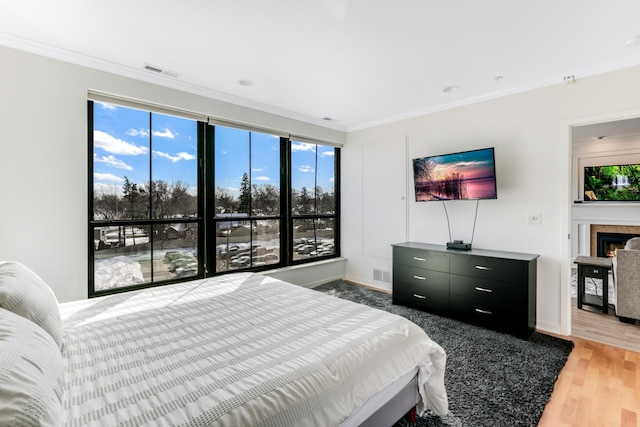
left=442, top=85, right=459, bottom=93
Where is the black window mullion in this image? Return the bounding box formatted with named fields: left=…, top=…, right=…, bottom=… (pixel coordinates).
left=148, top=112, right=154, bottom=282
left=206, top=124, right=216, bottom=275
left=282, top=137, right=291, bottom=264
left=87, top=101, right=96, bottom=296
left=199, top=122, right=209, bottom=277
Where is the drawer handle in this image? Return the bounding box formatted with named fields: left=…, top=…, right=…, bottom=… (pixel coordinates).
left=475, top=286, right=493, bottom=293
left=475, top=308, right=493, bottom=315
left=413, top=294, right=427, bottom=299
left=475, top=265, right=492, bottom=271
left=413, top=275, right=426, bottom=281
left=413, top=257, right=426, bottom=262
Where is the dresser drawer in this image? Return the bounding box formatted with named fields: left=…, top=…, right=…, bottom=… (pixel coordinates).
left=449, top=253, right=527, bottom=282
left=580, top=265, right=607, bottom=279
left=393, top=247, right=449, bottom=272
left=450, top=274, right=526, bottom=306
left=393, top=265, right=449, bottom=293
left=393, top=284, right=449, bottom=313
left=449, top=294, right=522, bottom=331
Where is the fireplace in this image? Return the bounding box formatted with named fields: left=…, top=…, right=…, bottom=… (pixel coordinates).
left=590, top=224, right=640, bottom=257
left=597, top=232, right=640, bottom=257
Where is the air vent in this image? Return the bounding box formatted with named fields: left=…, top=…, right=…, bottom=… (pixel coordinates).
left=373, top=268, right=392, bottom=283
left=382, top=270, right=392, bottom=284
left=143, top=64, right=181, bottom=78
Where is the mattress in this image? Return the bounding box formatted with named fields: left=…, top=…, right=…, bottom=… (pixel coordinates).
left=59, top=273, right=447, bottom=426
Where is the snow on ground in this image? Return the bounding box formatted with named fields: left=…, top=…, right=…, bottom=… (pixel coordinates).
left=94, top=256, right=144, bottom=290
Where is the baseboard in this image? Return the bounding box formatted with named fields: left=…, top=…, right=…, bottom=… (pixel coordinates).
left=264, top=257, right=346, bottom=288
left=535, top=322, right=566, bottom=338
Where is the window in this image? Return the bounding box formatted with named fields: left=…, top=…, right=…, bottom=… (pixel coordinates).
left=290, top=140, right=339, bottom=262
left=89, top=101, right=202, bottom=294
left=212, top=126, right=284, bottom=272
left=89, top=100, right=340, bottom=296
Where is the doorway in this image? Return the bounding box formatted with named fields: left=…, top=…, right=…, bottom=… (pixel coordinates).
left=568, top=115, right=640, bottom=352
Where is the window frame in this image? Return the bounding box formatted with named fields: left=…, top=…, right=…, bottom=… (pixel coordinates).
left=206, top=127, right=289, bottom=275
left=288, top=142, right=341, bottom=265
left=88, top=101, right=340, bottom=297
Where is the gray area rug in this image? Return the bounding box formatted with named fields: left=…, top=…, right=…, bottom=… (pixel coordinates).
left=313, top=280, right=574, bottom=427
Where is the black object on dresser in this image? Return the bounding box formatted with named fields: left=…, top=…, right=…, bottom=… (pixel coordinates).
left=392, top=242, right=539, bottom=339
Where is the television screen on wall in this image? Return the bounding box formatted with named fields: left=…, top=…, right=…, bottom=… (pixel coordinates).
left=412, top=147, right=497, bottom=202
left=584, top=164, right=640, bottom=201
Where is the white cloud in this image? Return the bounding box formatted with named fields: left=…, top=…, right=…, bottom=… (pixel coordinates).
left=255, top=176, right=271, bottom=181
left=153, top=150, right=196, bottom=163
left=96, top=102, right=117, bottom=111
left=177, top=152, right=196, bottom=161
left=153, top=128, right=175, bottom=139
left=94, top=130, right=147, bottom=155
left=93, top=182, right=122, bottom=195
left=94, top=173, right=124, bottom=182
left=299, top=165, right=314, bottom=173
left=94, top=154, right=133, bottom=170
left=320, top=150, right=335, bottom=157
left=291, top=142, right=316, bottom=152
left=126, top=128, right=149, bottom=137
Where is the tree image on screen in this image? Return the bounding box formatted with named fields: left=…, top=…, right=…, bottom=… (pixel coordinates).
left=414, top=157, right=467, bottom=200
left=584, top=165, right=640, bottom=201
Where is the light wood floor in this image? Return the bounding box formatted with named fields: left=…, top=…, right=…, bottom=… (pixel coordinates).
left=537, top=301, right=640, bottom=426
left=571, top=299, right=640, bottom=353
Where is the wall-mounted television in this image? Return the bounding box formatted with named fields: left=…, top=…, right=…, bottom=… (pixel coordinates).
left=584, top=164, right=640, bottom=201
left=413, top=147, right=497, bottom=202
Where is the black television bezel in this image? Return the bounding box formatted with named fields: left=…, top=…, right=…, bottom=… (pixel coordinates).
left=412, top=147, right=498, bottom=202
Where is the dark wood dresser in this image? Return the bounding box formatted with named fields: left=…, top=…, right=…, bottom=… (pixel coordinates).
left=392, top=242, right=539, bottom=339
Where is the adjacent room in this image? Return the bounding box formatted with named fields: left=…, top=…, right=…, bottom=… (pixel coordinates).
left=1, top=1, right=640, bottom=426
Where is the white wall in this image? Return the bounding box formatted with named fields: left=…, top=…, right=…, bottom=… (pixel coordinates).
left=0, top=45, right=345, bottom=303
left=342, top=65, right=640, bottom=335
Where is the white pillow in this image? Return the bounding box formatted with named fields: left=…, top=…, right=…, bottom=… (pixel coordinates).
left=0, top=262, right=62, bottom=348
left=0, top=308, right=63, bottom=427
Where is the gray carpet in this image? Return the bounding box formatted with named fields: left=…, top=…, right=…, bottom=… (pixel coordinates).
left=313, top=280, right=574, bottom=427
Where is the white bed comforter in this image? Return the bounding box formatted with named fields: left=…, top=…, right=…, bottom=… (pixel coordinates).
left=60, top=273, right=447, bottom=426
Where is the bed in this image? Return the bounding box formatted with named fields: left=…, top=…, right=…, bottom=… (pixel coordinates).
left=0, top=261, right=448, bottom=426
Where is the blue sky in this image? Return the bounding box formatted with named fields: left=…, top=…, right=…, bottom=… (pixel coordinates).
left=93, top=102, right=335, bottom=199
left=425, top=148, right=495, bottom=181
left=93, top=102, right=197, bottom=196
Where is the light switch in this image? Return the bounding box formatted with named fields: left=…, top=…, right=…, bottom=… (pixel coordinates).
left=527, top=213, right=542, bottom=224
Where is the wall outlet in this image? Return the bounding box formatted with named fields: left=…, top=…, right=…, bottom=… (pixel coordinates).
left=527, top=212, right=542, bottom=224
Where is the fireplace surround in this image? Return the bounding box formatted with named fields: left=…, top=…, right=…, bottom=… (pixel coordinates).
left=590, top=224, right=640, bottom=257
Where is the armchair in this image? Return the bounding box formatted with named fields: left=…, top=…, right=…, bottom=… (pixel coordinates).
left=613, top=237, right=640, bottom=324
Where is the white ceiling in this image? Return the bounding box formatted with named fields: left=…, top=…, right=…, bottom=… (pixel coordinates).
left=2, top=0, right=640, bottom=131
left=572, top=117, right=640, bottom=143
